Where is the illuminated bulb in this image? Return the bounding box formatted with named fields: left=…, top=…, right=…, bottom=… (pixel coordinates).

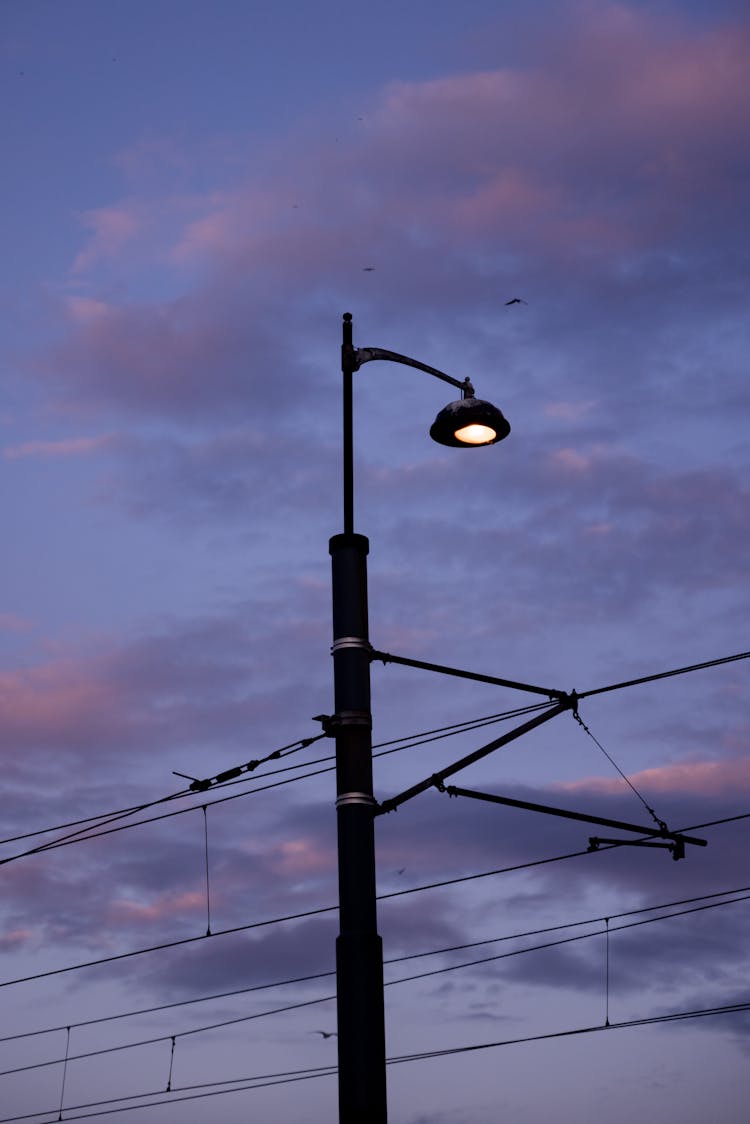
left=453, top=423, right=497, bottom=445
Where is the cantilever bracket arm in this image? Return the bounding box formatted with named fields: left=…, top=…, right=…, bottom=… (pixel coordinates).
left=588, top=837, right=688, bottom=861
left=370, top=649, right=567, bottom=702
left=438, top=784, right=707, bottom=860
left=351, top=346, right=474, bottom=397
left=375, top=699, right=571, bottom=816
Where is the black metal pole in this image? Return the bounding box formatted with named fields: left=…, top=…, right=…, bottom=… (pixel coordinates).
left=341, top=312, right=355, bottom=537
left=331, top=313, right=387, bottom=1123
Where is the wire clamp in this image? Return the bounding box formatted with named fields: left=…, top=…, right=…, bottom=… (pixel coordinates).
left=336, top=791, right=377, bottom=808
left=330, top=636, right=372, bottom=654
left=172, top=770, right=211, bottom=793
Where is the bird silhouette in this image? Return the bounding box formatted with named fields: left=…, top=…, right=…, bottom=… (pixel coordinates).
left=313, top=1030, right=337, bottom=1038
left=362, top=266, right=375, bottom=272
left=396, top=868, right=406, bottom=876
left=505, top=297, right=527, bottom=305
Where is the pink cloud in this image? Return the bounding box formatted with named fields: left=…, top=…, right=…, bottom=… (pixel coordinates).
left=0, top=928, right=34, bottom=952
left=71, top=204, right=142, bottom=274
left=268, top=837, right=334, bottom=879
left=107, top=890, right=205, bottom=925
left=0, top=613, right=34, bottom=633
left=549, top=447, right=591, bottom=473
left=544, top=401, right=598, bottom=421
left=355, top=4, right=750, bottom=257
left=64, top=296, right=113, bottom=324
left=0, top=656, right=126, bottom=752
left=3, top=434, right=115, bottom=460
left=28, top=5, right=750, bottom=421
left=557, top=756, right=750, bottom=799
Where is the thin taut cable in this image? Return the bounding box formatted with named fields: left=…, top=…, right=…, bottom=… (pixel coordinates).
left=165, top=1037, right=176, bottom=1093
left=202, top=806, right=212, bottom=937
left=605, top=918, right=610, bottom=1028
left=573, top=709, right=667, bottom=831
left=58, top=1026, right=70, bottom=1121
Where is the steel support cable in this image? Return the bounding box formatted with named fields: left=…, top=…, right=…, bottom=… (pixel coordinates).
left=3, top=816, right=746, bottom=992
left=2, top=841, right=614, bottom=992
left=0, top=764, right=340, bottom=868
left=387, top=1001, right=750, bottom=1065
left=0, top=703, right=549, bottom=865
left=3, top=646, right=745, bottom=855
left=4, top=887, right=748, bottom=1079
left=2, top=1002, right=749, bottom=1124
left=0, top=733, right=325, bottom=856
left=0, top=994, right=339, bottom=1078
left=576, top=648, right=750, bottom=700
left=5, top=652, right=736, bottom=868
left=5, top=882, right=748, bottom=1045
left=0, top=846, right=599, bottom=991
left=0, top=1067, right=340, bottom=1124
left=0, top=794, right=187, bottom=849
left=571, top=707, right=667, bottom=830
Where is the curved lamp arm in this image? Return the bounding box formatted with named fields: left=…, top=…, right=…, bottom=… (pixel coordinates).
left=352, top=347, right=475, bottom=398
left=340, top=312, right=500, bottom=532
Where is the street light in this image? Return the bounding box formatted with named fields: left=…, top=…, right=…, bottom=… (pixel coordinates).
left=330, top=312, right=509, bottom=1123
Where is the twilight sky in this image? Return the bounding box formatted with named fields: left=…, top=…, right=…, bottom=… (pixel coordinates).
left=1, top=2, right=749, bottom=1121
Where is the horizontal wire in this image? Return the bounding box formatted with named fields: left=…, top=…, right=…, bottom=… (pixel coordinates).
left=2, top=1001, right=748, bottom=1124
left=0, top=1067, right=339, bottom=1124
left=0, top=734, right=322, bottom=853
left=578, top=648, right=750, bottom=700
left=0, top=703, right=548, bottom=866
left=0, top=903, right=336, bottom=991
left=388, top=1001, right=750, bottom=1067
left=3, top=802, right=747, bottom=993
left=0, top=846, right=596, bottom=991
left=5, top=880, right=747, bottom=1043
left=0, top=994, right=339, bottom=1078
left=2, top=643, right=744, bottom=856
left=4, top=886, right=748, bottom=1077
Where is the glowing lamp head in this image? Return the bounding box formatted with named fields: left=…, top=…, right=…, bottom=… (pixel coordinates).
left=430, top=396, right=510, bottom=448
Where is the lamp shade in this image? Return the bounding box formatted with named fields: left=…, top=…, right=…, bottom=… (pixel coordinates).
left=429, top=397, right=511, bottom=447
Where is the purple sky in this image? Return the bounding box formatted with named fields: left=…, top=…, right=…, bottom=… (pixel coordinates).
left=2, top=2, right=749, bottom=1121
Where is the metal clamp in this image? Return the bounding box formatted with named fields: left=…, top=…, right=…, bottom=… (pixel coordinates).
left=331, top=637, right=371, bottom=654
left=336, top=792, right=377, bottom=808
left=337, top=710, right=372, bottom=727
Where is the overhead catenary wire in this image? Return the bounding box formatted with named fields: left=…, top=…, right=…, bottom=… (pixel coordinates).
left=572, top=706, right=667, bottom=830
left=2, top=1001, right=748, bottom=1124
left=2, top=802, right=747, bottom=995
left=576, top=648, right=750, bottom=700
left=0, top=702, right=550, bottom=864
left=0, top=732, right=326, bottom=856
left=4, top=642, right=746, bottom=858
left=3, top=882, right=748, bottom=1044
left=2, top=882, right=748, bottom=1077
left=2, top=812, right=747, bottom=992
left=0, top=840, right=610, bottom=992
left=7, top=885, right=750, bottom=1079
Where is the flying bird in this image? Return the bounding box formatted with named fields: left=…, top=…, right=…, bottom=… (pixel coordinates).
left=362, top=266, right=375, bottom=272
left=505, top=297, right=527, bottom=305
left=313, top=1030, right=337, bottom=1038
